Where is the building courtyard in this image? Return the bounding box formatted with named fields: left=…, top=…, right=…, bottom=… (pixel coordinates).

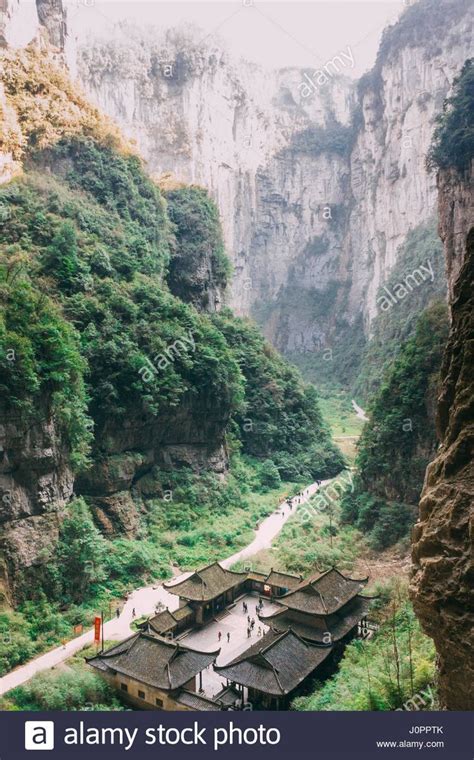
left=179, top=593, right=281, bottom=698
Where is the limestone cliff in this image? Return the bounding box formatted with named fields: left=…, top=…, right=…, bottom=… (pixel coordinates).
left=0, top=0, right=66, bottom=51
left=0, top=0, right=69, bottom=599
left=76, top=390, right=230, bottom=538
left=0, top=404, right=73, bottom=600
left=410, top=158, right=474, bottom=709
left=0, top=40, right=342, bottom=598
left=77, top=0, right=473, bottom=373
left=0, top=0, right=38, bottom=49
left=76, top=26, right=356, bottom=369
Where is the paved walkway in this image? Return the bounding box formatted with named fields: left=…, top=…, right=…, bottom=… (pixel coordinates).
left=0, top=479, right=328, bottom=696
left=351, top=399, right=369, bottom=421
left=220, top=480, right=323, bottom=569
left=180, top=593, right=280, bottom=698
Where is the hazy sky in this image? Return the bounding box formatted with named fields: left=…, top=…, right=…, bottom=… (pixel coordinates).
left=67, top=0, right=405, bottom=76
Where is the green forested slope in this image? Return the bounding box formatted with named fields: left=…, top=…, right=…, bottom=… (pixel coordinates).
left=0, top=47, right=343, bottom=674
left=342, top=302, right=449, bottom=548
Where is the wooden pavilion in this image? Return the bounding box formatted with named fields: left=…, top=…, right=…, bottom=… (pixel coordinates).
left=163, top=562, right=248, bottom=624
left=259, top=567, right=373, bottom=644
left=215, top=628, right=332, bottom=709
left=138, top=605, right=194, bottom=638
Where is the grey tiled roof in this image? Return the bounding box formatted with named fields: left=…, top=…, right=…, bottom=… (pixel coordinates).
left=280, top=568, right=368, bottom=615
left=264, top=569, right=302, bottom=589
left=140, top=609, right=176, bottom=635
left=87, top=632, right=219, bottom=690
left=141, top=605, right=194, bottom=635
left=260, top=596, right=373, bottom=642
left=214, top=685, right=242, bottom=707
left=172, top=605, right=194, bottom=621
left=215, top=629, right=332, bottom=695
left=163, top=562, right=248, bottom=602
left=175, top=690, right=222, bottom=711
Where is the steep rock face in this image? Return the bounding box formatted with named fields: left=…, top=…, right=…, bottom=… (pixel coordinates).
left=0, top=403, right=73, bottom=597
left=0, top=0, right=38, bottom=49
left=77, top=390, right=230, bottom=535
left=35, top=0, right=65, bottom=51
left=437, top=166, right=474, bottom=300
left=0, top=0, right=65, bottom=50
left=0, top=40, right=233, bottom=587
left=410, top=162, right=474, bottom=710
left=77, top=1, right=473, bottom=363
left=164, top=186, right=229, bottom=313
left=347, top=3, right=472, bottom=327
left=77, top=36, right=354, bottom=345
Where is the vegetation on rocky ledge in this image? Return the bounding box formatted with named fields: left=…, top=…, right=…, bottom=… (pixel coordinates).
left=0, top=47, right=343, bottom=675
left=428, top=57, right=474, bottom=173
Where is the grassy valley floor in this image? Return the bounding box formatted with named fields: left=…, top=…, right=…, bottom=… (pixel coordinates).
left=317, top=388, right=365, bottom=464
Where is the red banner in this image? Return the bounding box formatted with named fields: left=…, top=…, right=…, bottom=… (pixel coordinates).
left=94, top=616, right=101, bottom=644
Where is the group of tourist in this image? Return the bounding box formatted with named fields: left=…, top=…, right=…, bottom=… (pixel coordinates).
left=245, top=598, right=265, bottom=638
left=246, top=618, right=262, bottom=638
left=283, top=481, right=322, bottom=512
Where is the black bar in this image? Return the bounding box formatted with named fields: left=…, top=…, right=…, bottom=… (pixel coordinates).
left=4, top=709, right=472, bottom=760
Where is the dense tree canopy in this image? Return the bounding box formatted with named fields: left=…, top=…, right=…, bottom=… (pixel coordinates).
left=428, top=57, right=474, bottom=173
left=342, top=302, right=449, bottom=548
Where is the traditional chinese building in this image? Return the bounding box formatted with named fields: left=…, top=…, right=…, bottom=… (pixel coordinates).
left=87, top=631, right=220, bottom=711
left=259, top=567, right=372, bottom=644
left=163, top=562, right=249, bottom=624
left=138, top=605, right=194, bottom=638
left=163, top=562, right=304, bottom=628
left=215, top=628, right=333, bottom=709
left=246, top=569, right=303, bottom=597
left=89, top=564, right=373, bottom=711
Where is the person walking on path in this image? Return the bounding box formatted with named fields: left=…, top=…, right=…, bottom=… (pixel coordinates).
left=227, top=632, right=230, bottom=643
left=247, top=627, right=251, bottom=638
left=116, top=608, right=120, bottom=618
left=132, top=608, right=136, bottom=618
left=218, top=631, right=222, bottom=642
